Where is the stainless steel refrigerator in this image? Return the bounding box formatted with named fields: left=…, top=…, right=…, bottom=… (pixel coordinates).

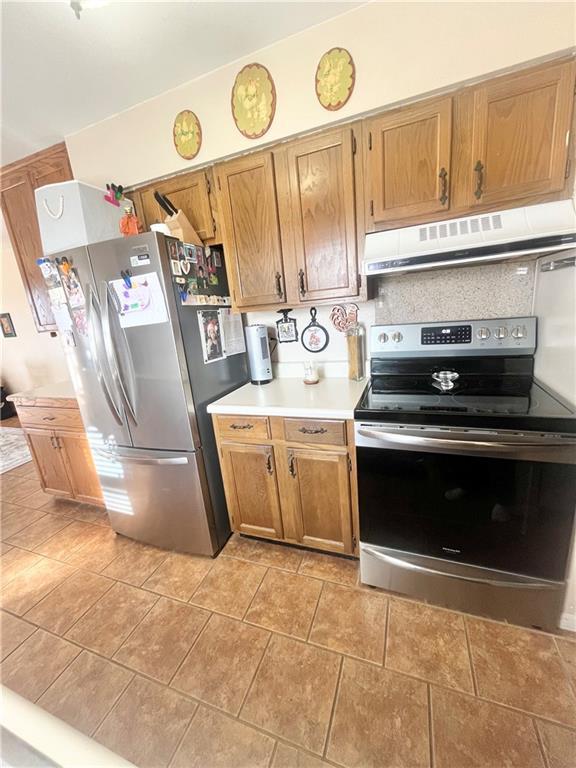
left=49, top=232, right=248, bottom=556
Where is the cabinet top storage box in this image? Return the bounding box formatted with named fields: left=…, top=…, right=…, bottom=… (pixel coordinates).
left=35, top=180, right=130, bottom=255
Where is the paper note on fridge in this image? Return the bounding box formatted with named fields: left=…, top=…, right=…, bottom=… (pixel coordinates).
left=109, top=272, right=168, bottom=328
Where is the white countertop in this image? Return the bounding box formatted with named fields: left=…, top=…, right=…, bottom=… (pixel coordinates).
left=207, top=377, right=368, bottom=420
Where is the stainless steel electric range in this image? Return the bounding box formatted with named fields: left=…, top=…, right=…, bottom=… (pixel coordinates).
left=354, top=316, right=576, bottom=630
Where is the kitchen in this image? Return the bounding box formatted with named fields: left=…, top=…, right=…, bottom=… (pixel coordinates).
left=1, top=2, right=576, bottom=767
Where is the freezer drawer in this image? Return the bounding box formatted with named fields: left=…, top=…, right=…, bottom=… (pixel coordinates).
left=94, top=446, right=218, bottom=556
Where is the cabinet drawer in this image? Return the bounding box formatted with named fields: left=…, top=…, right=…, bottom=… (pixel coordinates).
left=216, top=415, right=270, bottom=440
left=17, top=406, right=84, bottom=432
left=283, top=418, right=347, bottom=446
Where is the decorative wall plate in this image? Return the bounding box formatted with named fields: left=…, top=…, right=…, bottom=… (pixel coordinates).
left=315, top=47, right=355, bottom=111
left=276, top=309, right=298, bottom=343
left=301, top=307, right=329, bottom=353
left=231, top=63, right=276, bottom=139
left=173, top=110, right=202, bottom=160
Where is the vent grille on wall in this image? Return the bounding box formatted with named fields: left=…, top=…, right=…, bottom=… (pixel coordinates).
left=419, top=214, right=503, bottom=242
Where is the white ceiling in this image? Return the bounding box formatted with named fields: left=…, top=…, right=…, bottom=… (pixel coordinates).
left=1, top=0, right=361, bottom=164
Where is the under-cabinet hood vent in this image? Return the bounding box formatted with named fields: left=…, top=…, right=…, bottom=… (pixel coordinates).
left=363, top=200, right=576, bottom=277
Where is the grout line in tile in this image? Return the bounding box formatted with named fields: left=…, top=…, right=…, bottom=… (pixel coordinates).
left=427, top=684, right=435, bottom=768
left=164, top=689, right=201, bottom=768
left=321, top=653, right=344, bottom=761
left=552, top=635, right=576, bottom=704
left=463, top=615, right=479, bottom=697
left=531, top=717, right=551, bottom=768
left=0, top=625, right=39, bottom=665
left=167, top=610, right=215, bottom=689
left=22, top=571, right=117, bottom=635
left=240, top=566, right=270, bottom=621
left=87, top=662, right=135, bottom=738
left=267, top=740, right=279, bottom=768
left=382, top=596, right=391, bottom=668
left=305, top=578, right=325, bottom=643
left=30, top=633, right=83, bottom=705
left=237, top=630, right=274, bottom=719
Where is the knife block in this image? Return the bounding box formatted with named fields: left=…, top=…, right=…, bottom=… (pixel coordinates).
left=164, top=210, right=203, bottom=247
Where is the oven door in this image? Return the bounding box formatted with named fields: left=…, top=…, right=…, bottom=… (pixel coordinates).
left=355, top=422, right=576, bottom=582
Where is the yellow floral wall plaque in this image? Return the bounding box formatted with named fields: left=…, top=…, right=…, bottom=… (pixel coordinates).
left=173, top=110, right=202, bottom=160
left=315, top=47, right=355, bottom=111
left=231, top=63, right=276, bottom=139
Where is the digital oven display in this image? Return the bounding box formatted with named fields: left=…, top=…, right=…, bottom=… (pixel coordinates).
left=421, top=325, right=472, bottom=345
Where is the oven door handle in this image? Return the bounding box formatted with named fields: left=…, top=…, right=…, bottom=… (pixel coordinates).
left=357, top=428, right=576, bottom=452
left=362, top=548, right=560, bottom=590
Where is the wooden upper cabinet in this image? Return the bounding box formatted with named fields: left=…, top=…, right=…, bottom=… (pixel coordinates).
left=216, top=152, right=286, bottom=308
left=466, top=60, right=576, bottom=208
left=138, top=168, right=217, bottom=241
left=1, top=143, right=72, bottom=331
left=277, top=128, right=360, bottom=303
left=365, top=97, right=453, bottom=230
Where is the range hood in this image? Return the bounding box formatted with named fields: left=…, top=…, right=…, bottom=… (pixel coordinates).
left=363, top=200, right=576, bottom=276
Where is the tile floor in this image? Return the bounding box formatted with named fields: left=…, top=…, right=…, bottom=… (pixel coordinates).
left=1, top=461, right=576, bottom=767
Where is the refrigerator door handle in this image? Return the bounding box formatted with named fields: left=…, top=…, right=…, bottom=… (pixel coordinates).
left=101, top=281, right=138, bottom=424
left=94, top=449, right=189, bottom=466
left=86, top=285, right=124, bottom=425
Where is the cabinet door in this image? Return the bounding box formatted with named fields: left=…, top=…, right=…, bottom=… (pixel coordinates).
left=365, top=97, right=452, bottom=229
left=1, top=143, right=72, bottom=331
left=25, top=428, right=73, bottom=497
left=58, top=431, right=104, bottom=506
left=216, top=152, right=286, bottom=308
left=139, top=169, right=216, bottom=240
left=468, top=60, right=575, bottom=207
left=280, top=128, right=359, bottom=303
left=220, top=442, right=283, bottom=539
left=287, top=448, right=353, bottom=554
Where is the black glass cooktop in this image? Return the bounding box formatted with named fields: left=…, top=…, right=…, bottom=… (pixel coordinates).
left=355, top=357, right=576, bottom=433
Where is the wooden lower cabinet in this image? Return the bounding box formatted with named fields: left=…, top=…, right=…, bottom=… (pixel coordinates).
left=12, top=397, right=104, bottom=507
left=220, top=442, right=283, bottom=539
left=26, top=428, right=73, bottom=497
left=214, top=414, right=358, bottom=556
left=58, top=431, right=103, bottom=505
left=286, top=447, right=353, bottom=555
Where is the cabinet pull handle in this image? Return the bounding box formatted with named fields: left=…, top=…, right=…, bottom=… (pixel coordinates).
left=50, top=436, right=57, bottom=449
left=275, top=272, right=284, bottom=300
left=288, top=452, right=296, bottom=478
left=298, top=269, right=307, bottom=298
left=230, top=423, right=253, bottom=430
left=298, top=426, right=328, bottom=435
left=439, top=167, right=448, bottom=205
left=42, top=416, right=56, bottom=421
left=265, top=453, right=273, bottom=475
left=474, top=161, right=484, bottom=199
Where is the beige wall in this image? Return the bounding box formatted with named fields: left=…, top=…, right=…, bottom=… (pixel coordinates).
left=1, top=215, right=69, bottom=394
left=67, top=2, right=575, bottom=187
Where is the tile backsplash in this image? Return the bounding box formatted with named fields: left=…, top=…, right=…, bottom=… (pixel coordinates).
left=373, top=259, right=536, bottom=324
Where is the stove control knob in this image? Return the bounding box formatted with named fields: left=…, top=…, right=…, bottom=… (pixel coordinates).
left=494, top=327, right=508, bottom=339
left=378, top=332, right=389, bottom=344
left=512, top=325, right=526, bottom=339
left=477, top=327, right=491, bottom=340
left=391, top=331, right=403, bottom=343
